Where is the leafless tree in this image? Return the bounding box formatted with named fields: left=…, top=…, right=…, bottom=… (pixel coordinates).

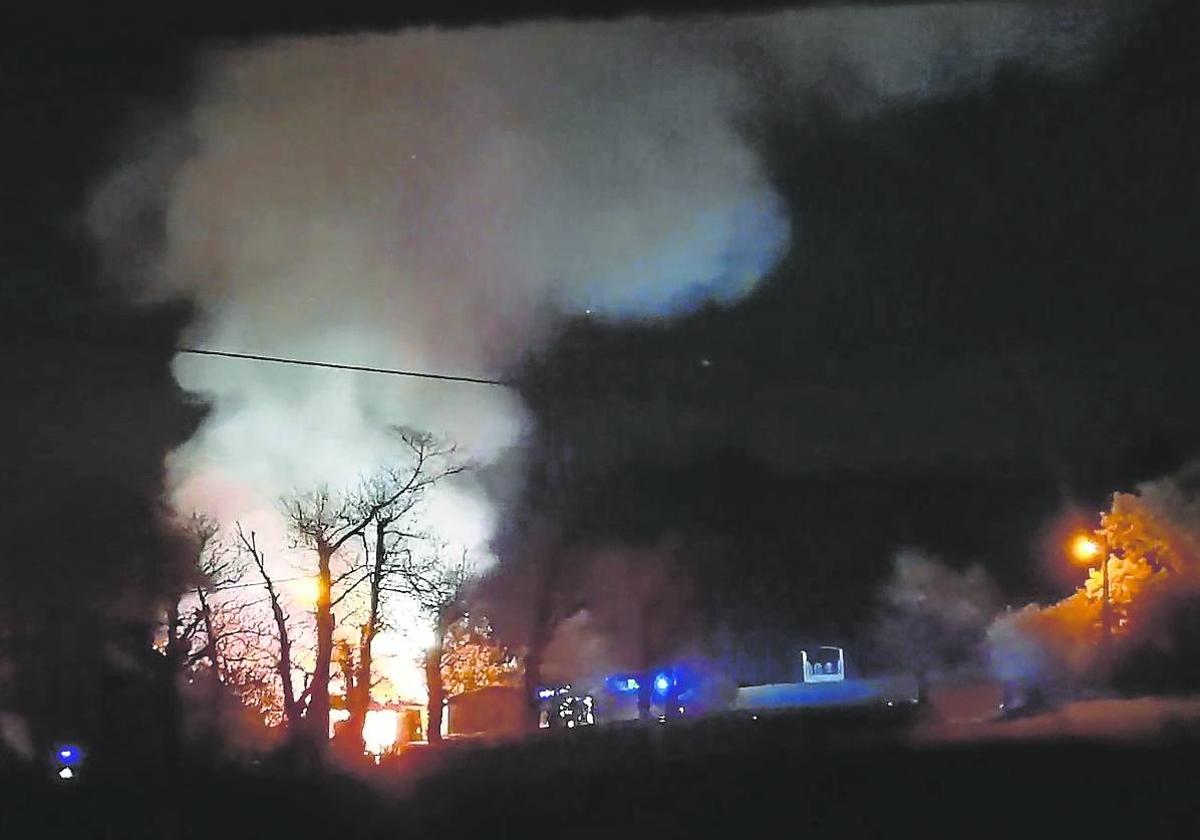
left=183, top=513, right=247, bottom=680
left=282, top=429, right=464, bottom=751
left=202, top=604, right=280, bottom=708
left=235, top=524, right=306, bottom=733
left=385, top=547, right=472, bottom=744
left=162, top=516, right=239, bottom=696
left=162, top=516, right=212, bottom=686
left=159, top=514, right=285, bottom=750
left=337, top=434, right=464, bottom=751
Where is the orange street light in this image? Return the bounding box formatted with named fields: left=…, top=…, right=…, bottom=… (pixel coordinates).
left=1070, top=534, right=1103, bottom=563
left=294, top=576, right=324, bottom=608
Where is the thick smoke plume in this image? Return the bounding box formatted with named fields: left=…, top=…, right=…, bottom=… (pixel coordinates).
left=88, top=6, right=1133, bottom=542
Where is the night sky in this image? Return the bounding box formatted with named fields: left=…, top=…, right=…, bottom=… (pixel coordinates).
left=3, top=1, right=1199, bottom=710
left=516, top=0, right=1200, bottom=612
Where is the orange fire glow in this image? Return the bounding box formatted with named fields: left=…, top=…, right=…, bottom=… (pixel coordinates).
left=328, top=708, right=401, bottom=755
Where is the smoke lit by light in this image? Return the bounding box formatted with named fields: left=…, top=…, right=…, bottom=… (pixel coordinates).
left=84, top=4, right=1141, bottom=723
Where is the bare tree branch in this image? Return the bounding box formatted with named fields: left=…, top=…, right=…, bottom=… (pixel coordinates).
left=235, top=523, right=302, bottom=731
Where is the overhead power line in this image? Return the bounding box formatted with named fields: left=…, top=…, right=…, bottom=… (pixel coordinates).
left=177, top=346, right=511, bottom=387
left=214, top=575, right=306, bottom=592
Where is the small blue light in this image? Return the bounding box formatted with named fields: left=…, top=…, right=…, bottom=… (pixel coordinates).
left=606, top=674, right=641, bottom=693
left=537, top=688, right=554, bottom=700
left=56, top=744, right=83, bottom=767
left=654, top=673, right=672, bottom=696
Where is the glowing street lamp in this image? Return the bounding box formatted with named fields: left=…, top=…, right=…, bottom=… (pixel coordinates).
left=1070, top=532, right=1112, bottom=653
left=294, top=576, right=324, bottom=608
left=1070, top=534, right=1103, bottom=563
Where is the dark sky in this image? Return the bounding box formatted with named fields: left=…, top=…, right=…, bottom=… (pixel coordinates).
left=2, top=0, right=1198, bottom=690
left=515, top=0, right=1200, bottom=631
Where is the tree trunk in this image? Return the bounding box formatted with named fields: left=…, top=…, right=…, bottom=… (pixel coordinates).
left=196, top=588, right=222, bottom=681
left=637, top=676, right=653, bottom=721
left=243, top=528, right=301, bottom=736
left=346, top=525, right=385, bottom=755
left=272, top=601, right=299, bottom=730
left=425, top=628, right=446, bottom=745
left=307, top=541, right=335, bottom=749
left=259, top=565, right=298, bottom=730
left=523, top=540, right=562, bottom=731
left=163, top=603, right=185, bottom=764
left=343, top=636, right=372, bottom=754
left=165, top=603, right=184, bottom=670
left=523, top=647, right=544, bottom=731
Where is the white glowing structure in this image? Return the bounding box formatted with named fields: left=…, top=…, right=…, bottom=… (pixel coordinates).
left=801, top=646, right=845, bottom=683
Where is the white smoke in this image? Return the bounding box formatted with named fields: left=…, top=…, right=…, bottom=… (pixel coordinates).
left=88, top=5, right=1136, bottom=559
left=871, top=550, right=1000, bottom=679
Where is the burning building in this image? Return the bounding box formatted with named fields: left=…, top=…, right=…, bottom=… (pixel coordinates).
left=331, top=701, right=426, bottom=755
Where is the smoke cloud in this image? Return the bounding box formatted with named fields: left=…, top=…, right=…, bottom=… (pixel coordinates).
left=541, top=541, right=698, bottom=688
left=88, top=5, right=1138, bottom=586
left=870, top=550, right=1000, bottom=678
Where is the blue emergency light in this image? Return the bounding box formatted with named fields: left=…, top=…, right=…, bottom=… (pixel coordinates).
left=56, top=745, right=83, bottom=767
left=605, top=675, right=640, bottom=693
left=653, top=672, right=672, bottom=696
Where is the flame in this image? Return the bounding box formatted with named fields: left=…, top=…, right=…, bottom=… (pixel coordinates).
left=327, top=708, right=401, bottom=754
left=361, top=710, right=399, bottom=755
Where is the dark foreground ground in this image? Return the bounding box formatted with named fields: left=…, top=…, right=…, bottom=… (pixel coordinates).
left=5, top=707, right=1200, bottom=839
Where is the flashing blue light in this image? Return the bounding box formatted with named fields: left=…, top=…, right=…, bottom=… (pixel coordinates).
left=606, top=674, right=641, bottom=693
left=654, top=672, right=672, bottom=696
left=537, top=688, right=555, bottom=700
left=56, top=745, right=83, bottom=767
